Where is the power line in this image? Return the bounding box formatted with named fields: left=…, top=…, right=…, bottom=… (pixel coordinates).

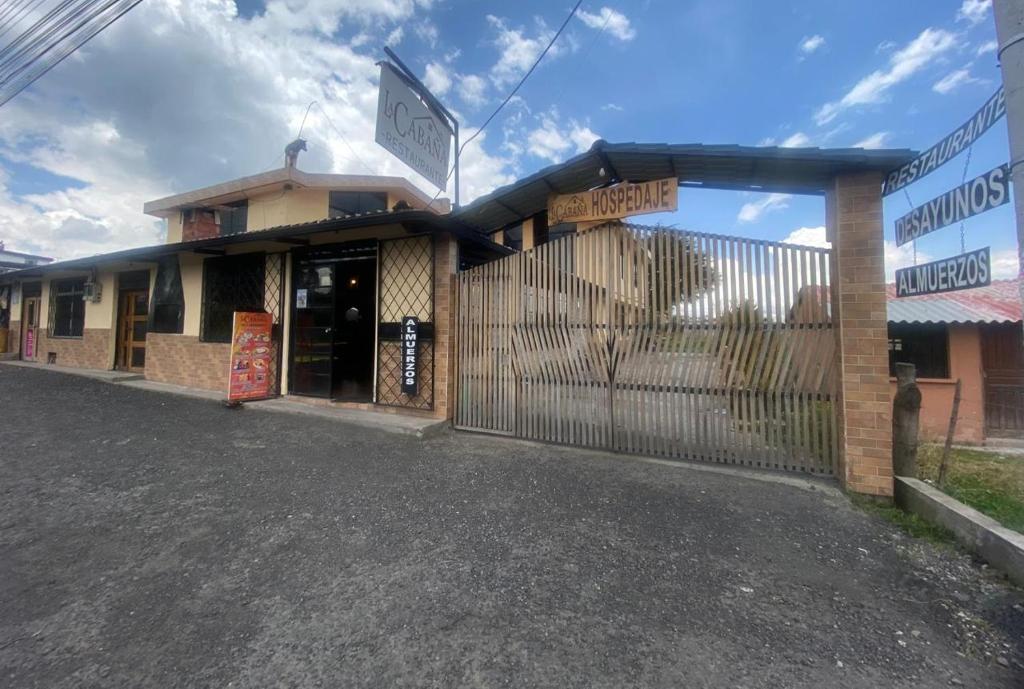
left=313, top=100, right=377, bottom=175
left=0, top=0, right=144, bottom=108
left=425, top=0, right=582, bottom=209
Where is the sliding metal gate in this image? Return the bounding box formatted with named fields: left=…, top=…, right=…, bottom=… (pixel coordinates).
left=455, top=222, right=838, bottom=474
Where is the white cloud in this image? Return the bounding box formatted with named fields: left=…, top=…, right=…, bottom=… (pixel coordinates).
left=415, top=21, right=439, bottom=48
left=457, top=74, right=488, bottom=107
left=991, top=248, right=1020, bottom=279
left=885, top=241, right=932, bottom=282
left=853, top=131, right=891, bottom=148
left=486, top=15, right=571, bottom=88
left=577, top=7, right=636, bottom=41
left=799, top=35, right=825, bottom=55
left=525, top=111, right=599, bottom=162
left=815, top=28, right=959, bottom=124
left=386, top=26, right=404, bottom=46
left=780, top=132, right=812, bottom=147
left=737, top=193, right=791, bottom=223
left=977, top=39, right=998, bottom=56
left=423, top=61, right=452, bottom=96
left=782, top=226, right=830, bottom=249
left=0, top=0, right=520, bottom=259
left=958, top=0, right=992, bottom=25
left=933, top=67, right=981, bottom=94
left=601, top=102, right=623, bottom=112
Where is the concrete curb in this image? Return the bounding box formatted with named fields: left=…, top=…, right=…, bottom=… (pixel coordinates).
left=0, top=360, right=143, bottom=383
left=895, top=476, right=1024, bottom=588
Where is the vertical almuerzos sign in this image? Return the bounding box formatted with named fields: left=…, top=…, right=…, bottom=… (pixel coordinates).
left=894, top=164, right=1010, bottom=246
left=883, top=87, right=1005, bottom=196
left=401, top=315, right=419, bottom=395
left=895, top=247, right=991, bottom=298
left=375, top=62, right=452, bottom=192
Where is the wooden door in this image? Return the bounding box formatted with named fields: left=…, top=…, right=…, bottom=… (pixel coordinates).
left=21, top=296, right=39, bottom=361
left=117, top=290, right=148, bottom=371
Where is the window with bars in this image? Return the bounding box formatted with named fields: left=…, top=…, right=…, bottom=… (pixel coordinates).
left=200, top=253, right=265, bottom=343
left=50, top=278, right=85, bottom=338
left=888, top=323, right=950, bottom=379
left=218, top=200, right=248, bottom=236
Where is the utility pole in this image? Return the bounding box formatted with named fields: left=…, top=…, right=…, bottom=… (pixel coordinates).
left=993, top=0, right=1024, bottom=339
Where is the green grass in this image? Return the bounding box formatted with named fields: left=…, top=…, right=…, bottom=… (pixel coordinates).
left=851, top=494, right=956, bottom=545
left=917, top=445, right=1024, bottom=535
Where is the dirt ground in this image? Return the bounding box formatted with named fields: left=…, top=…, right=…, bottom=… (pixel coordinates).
left=1, top=365, right=1022, bottom=688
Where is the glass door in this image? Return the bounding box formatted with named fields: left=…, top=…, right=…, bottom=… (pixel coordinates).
left=290, top=259, right=335, bottom=397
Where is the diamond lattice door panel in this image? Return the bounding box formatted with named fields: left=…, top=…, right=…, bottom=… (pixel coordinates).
left=377, top=236, right=435, bottom=410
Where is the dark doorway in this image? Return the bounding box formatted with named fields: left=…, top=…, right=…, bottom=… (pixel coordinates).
left=290, top=243, right=377, bottom=401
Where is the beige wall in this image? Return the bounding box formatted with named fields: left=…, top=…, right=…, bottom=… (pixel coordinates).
left=247, top=188, right=329, bottom=232
left=166, top=213, right=183, bottom=244
left=179, top=253, right=205, bottom=337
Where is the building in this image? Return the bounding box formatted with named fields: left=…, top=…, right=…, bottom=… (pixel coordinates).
left=0, top=242, right=52, bottom=354
left=0, top=140, right=919, bottom=497
left=887, top=278, right=1024, bottom=444
left=0, top=241, right=52, bottom=274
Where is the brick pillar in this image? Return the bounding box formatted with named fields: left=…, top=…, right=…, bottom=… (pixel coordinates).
left=826, top=171, right=893, bottom=497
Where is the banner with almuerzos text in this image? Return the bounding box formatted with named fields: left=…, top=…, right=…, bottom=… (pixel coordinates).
left=227, top=311, right=274, bottom=402
left=895, top=247, right=991, bottom=298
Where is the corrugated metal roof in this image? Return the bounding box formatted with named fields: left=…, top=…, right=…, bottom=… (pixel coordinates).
left=454, top=140, right=918, bottom=233
left=0, top=209, right=508, bottom=280
left=887, top=278, right=1022, bottom=324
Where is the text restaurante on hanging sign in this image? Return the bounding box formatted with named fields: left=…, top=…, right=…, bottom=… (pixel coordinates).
left=883, top=87, right=1005, bottom=196
left=548, top=178, right=678, bottom=224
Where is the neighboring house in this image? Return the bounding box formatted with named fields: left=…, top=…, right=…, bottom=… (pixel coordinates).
left=0, top=242, right=52, bottom=353
left=887, top=279, right=1024, bottom=444
left=0, top=241, right=51, bottom=273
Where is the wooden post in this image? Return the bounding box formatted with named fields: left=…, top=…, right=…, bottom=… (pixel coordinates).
left=938, top=378, right=962, bottom=488
left=892, top=362, right=922, bottom=477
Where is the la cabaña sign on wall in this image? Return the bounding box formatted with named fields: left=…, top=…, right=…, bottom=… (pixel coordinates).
left=548, top=178, right=678, bottom=224
left=375, top=62, right=452, bottom=192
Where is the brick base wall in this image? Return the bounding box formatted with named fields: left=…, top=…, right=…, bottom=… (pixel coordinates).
left=36, top=329, right=112, bottom=369
left=6, top=320, right=20, bottom=355
left=146, top=333, right=230, bottom=392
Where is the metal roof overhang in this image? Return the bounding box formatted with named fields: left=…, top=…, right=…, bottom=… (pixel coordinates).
left=1, top=210, right=510, bottom=280
left=454, top=141, right=919, bottom=233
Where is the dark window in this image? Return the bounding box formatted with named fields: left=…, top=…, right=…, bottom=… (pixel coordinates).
left=219, top=200, right=248, bottom=236
left=51, top=278, right=85, bottom=338
left=329, top=191, right=387, bottom=218
left=503, top=224, right=523, bottom=252
left=888, top=323, right=950, bottom=379
left=150, top=256, right=185, bottom=334
left=201, top=253, right=265, bottom=343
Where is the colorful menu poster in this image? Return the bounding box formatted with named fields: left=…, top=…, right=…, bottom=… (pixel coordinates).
left=227, top=311, right=273, bottom=402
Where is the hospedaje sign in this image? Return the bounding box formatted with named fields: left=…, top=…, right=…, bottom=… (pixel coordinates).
left=895, top=247, right=991, bottom=298
left=548, top=178, right=678, bottom=224
left=894, top=164, right=1010, bottom=246
left=883, top=87, right=1005, bottom=196
left=375, top=62, right=452, bottom=192
left=401, top=315, right=419, bottom=395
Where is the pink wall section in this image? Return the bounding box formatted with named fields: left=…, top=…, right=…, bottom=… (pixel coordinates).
left=889, top=323, right=986, bottom=445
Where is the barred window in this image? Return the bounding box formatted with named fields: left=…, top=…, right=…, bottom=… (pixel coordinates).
left=888, top=323, right=950, bottom=379
left=219, top=200, right=248, bottom=236
left=51, top=278, right=85, bottom=338
left=201, top=254, right=265, bottom=343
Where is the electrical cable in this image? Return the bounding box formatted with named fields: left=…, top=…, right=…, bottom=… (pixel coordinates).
left=0, top=0, right=142, bottom=107
left=424, top=0, right=582, bottom=209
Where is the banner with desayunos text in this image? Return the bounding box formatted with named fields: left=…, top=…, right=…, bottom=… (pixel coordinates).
left=227, top=311, right=274, bottom=402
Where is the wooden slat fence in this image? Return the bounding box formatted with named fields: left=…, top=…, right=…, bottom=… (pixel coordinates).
left=456, top=222, right=838, bottom=473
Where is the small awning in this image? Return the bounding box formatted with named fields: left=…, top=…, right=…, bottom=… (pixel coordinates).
left=887, top=279, right=1022, bottom=324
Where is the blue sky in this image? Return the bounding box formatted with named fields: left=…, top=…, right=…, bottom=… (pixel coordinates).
left=0, top=0, right=1014, bottom=279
